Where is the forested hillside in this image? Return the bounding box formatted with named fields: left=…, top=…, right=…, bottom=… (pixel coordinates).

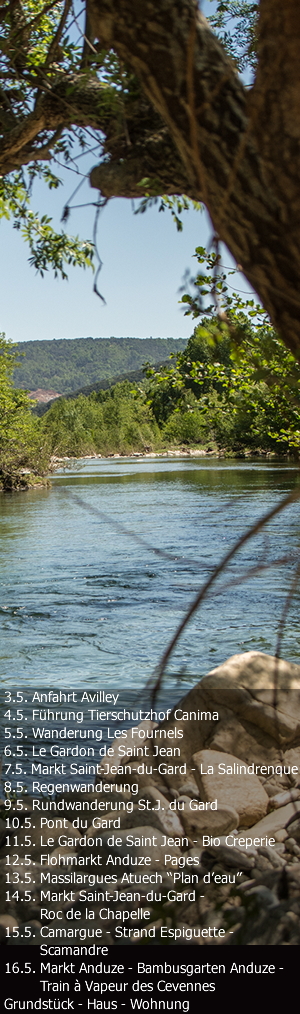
left=33, top=362, right=171, bottom=417
left=38, top=311, right=300, bottom=460
left=14, top=337, right=187, bottom=393
left=2, top=303, right=300, bottom=491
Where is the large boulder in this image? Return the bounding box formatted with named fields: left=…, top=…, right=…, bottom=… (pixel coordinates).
left=193, top=749, right=269, bottom=827
left=199, top=651, right=300, bottom=744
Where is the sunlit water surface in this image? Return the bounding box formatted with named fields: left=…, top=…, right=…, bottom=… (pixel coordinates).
left=0, top=456, right=300, bottom=690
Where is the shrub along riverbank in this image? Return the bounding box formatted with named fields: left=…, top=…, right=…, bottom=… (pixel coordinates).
left=2, top=315, right=300, bottom=489
left=0, top=332, right=50, bottom=490
left=33, top=320, right=300, bottom=464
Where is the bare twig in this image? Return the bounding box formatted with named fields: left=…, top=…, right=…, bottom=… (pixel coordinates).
left=71, top=3, right=97, bottom=57
left=92, top=197, right=107, bottom=302
left=44, top=0, right=72, bottom=69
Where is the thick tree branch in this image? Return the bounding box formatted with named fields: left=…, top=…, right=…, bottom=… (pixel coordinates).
left=0, top=73, right=121, bottom=174
left=90, top=98, right=191, bottom=198
left=2, top=0, right=300, bottom=360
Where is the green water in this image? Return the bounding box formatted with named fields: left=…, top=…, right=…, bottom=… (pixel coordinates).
left=0, top=456, right=299, bottom=688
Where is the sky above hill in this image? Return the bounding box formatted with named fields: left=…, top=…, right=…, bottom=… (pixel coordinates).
left=0, top=191, right=213, bottom=344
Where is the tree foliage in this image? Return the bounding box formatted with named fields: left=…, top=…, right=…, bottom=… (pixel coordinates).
left=0, top=172, right=94, bottom=277
left=2, top=1, right=300, bottom=365
left=13, top=336, right=187, bottom=392
left=0, top=0, right=129, bottom=275
left=40, top=379, right=161, bottom=455
left=145, top=249, right=300, bottom=453
left=0, top=333, right=49, bottom=486
left=208, top=1, right=259, bottom=71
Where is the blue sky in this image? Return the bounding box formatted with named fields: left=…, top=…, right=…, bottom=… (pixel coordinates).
left=0, top=1, right=254, bottom=345
left=0, top=188, right=213, bottom=344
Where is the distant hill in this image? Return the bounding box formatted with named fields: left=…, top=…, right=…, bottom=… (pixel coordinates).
left=14, top=336, right=187, bottom=394
left=32, top=362, right=171, bottom=416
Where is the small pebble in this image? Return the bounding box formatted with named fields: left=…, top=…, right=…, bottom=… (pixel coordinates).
left=271, top=790, right=300, bottom=809
left=274, top=829, right=288, bottom=843
left=285, top=837, right=300, bottom=855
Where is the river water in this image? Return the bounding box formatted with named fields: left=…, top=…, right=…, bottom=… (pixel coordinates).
left=0, top=456, right=300, bottom=691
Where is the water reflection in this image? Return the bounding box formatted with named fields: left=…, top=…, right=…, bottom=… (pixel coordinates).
left=0, top=457, right=299, bottom=688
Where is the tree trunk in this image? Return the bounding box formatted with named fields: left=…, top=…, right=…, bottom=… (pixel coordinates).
left=88, top=0, right=300, bottom=360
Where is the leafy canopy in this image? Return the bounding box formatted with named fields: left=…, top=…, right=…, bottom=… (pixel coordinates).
left=145, top=248, right=300, bottom=452
left=0, top=1, right=260, bottom=274
left=208, top=1, right=258, bottom=72
left=0, top=0, right=129, bottom=275
left=0, top=332, right=49, bottom=483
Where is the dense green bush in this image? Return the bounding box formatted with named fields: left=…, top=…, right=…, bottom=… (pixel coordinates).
left=0, top=333, right=50, bottom=488
left=145, top=243, right=300, bottom=457
left=40, top=381, right=161, bottom=456
left=147, top=321, right=300, bottom=455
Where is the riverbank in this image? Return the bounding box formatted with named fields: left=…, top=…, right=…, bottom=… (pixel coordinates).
left=50, top=445, right=286, bottom=468
left=0, top=444, right=291, bottom=492
left=0, top=468, right=51, bottom=492
left=0, top=448, right=235, bottom=491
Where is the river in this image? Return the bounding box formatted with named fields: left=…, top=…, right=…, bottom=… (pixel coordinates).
left=0, top=456, right=300, bottom=691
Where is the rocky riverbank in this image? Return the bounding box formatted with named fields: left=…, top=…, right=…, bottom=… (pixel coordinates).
left=1, top=651, right=300, bottom=945
left=50, top=447, right=282, bottom=468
